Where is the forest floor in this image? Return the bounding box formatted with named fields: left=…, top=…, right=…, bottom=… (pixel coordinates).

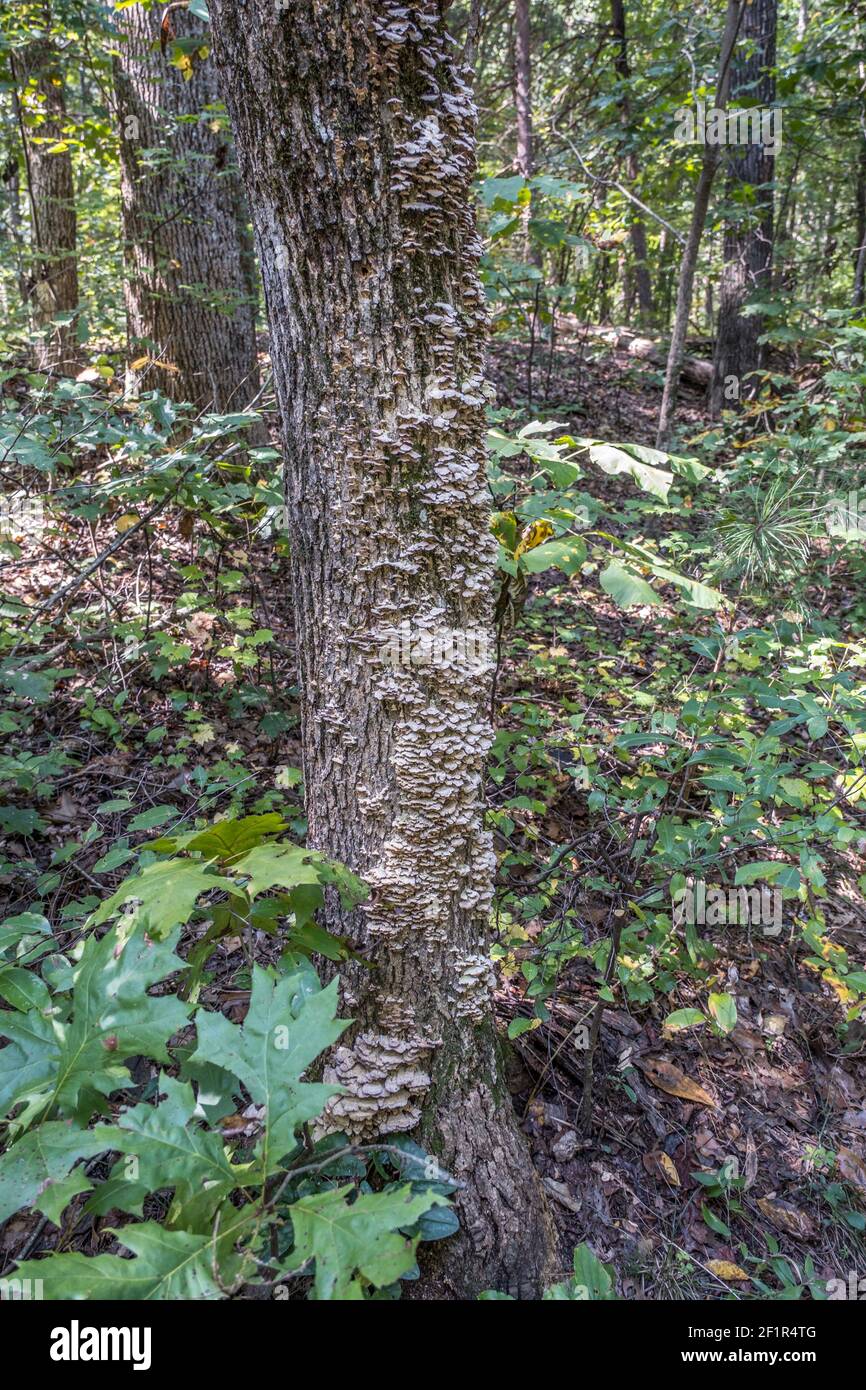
left=1, top=330, right=864, bottom=1296
left=488, top=330, right=866, bottom=1299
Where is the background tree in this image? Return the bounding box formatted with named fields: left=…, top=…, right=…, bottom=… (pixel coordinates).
left=207, top=0, right=557, bottom=1296
left=656, top=0, right=745, bottom=446
left=113, top=0, right=259, bottom=410
left=609, top=0, right=653, bottom=325
left=709, top=0, right=778, bottom=416
left=10, top=3, right=78, bottom=372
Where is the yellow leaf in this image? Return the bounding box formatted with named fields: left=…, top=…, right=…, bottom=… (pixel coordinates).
left=706, top=1261, right=750, bottom=1282
left=640, top=1057, right=716, bottom=1108
left=515, top=518, right=555, bottom=560
left=129, top=355, right=150, bottom=371
left=115, top=513, right=140, bottom=533
left=659, top=1153, right=680, bottom=1187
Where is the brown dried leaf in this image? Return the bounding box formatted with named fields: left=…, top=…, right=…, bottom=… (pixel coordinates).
left=756, top=1197, right=816, bottom=1240
left=642, top=1149, right=681, bottom=1185
left=744, top=1132, right=759, bottom=1190
left=838, top=1146, right=866, bottom=1198
left=639, top=1057, right=716, bottom=1108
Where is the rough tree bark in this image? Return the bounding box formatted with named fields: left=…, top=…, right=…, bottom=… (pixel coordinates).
left=113, top=3, right=259, bottom=410
left=610, top=0, right=653, bottom=325
left=656, top=0, right=745, bottom=447
left=709, top=0, right=777, bottom=416
left=208, top=0, right=557, bottom=1297
left=11, top=22, right=79, bottom=373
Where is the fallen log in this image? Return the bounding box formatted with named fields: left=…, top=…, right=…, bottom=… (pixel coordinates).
left=556, top=318, right=713, bottom=390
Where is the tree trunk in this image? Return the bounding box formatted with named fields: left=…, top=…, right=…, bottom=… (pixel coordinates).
left=656, top=0, right=745, bottom=447
left=0, top=148, right=29, bottom=313
left=12, top=25, right=79, bottom=374
left=610, top=0, right=653, bottom=325
left=513, top=0, right=541, bottom=271
left=113, top=4, right=259, bottom=411
left=709, top=0, right=777, bottom=416
left=514, top=0, right=534, bottom=181
left=208, top=0, right=558, bottom=1298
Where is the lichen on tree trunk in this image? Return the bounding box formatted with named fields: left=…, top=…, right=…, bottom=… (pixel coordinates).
left=208, top=0, right=557, bottom=1296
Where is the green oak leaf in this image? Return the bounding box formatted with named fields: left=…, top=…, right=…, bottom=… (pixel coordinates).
left=89, top=858, right=233, bottom=940
left=0, top=1121, right=116, bottom=1225
left=107, top=1076, right=249, bottom=1226
left=190, top=966, right=347, bottom=1175
left=283, top=1183, right=447, bottom=1299
left=0, top=922, right=189, bottom=1124
left=14, top=1221, right=238, bottom=1299
left=229, top=842, right=322, bottom=899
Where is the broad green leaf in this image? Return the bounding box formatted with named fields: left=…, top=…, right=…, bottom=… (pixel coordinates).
left=190, top=966, right=347, bottom=1174
left=543, top=1242, right=617, bottom=1299
left=153, top=813, right=288, bottom=861
left=127, top=804, right=178, bottom=833
left=89, top=858, right=233, bottom=939
left=708, top=992, right=738, bottom=1033
left=0, top=1009, right=63, bottom=1121
left=0, top=1121, right=115, bottom=1226
left=702, top=1203, right=732, bottom=1239
left=0, top=922, right=189, bottom=1124
left=15, top=1222, right=232, bottom=1299
left=54, top=923, right=189, bottom=1119
left=599, top=533, right=724, bottom=610
left=0, top=965, right=51, bottom=1013
left=663, top=1008, right=707, bottom=1033
left=734, top=861, right=799, bottom=888
left=0, top=913, right=51, bottom=963
left=107, top=1077, right=249, bottom=1226
left=600, top=560, right=660, bottom=608
left=283, top=1183, right=447, bottom=1299
left=580, top=440, right=673, bottom=501
left=520, top=537, right=587, bottom=576
left=230, top=843, right=322, bottom=899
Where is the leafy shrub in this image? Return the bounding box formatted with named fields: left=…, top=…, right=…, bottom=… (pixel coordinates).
left=0, top=816, right=457, bottom=1300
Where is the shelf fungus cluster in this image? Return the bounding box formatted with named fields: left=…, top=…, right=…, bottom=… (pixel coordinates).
left=219, top=1, right=503, bottom=1143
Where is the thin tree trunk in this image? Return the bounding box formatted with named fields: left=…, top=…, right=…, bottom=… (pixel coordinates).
left=709, top=0, right=777, bottom=416
left=514, top=0, right=534, bottom=184
left=0, top=147, right=29, bottom=312
left=854, top=141, right=866, bottom=307
left=797, top=0, right=809, bottom=40
left=511, top=0, right=539, bottom=282
left=208, top=0, right=557, bottom=1298
left=610, top=0, right=653, bottom=325
left=656, top=0, right=745, bottom=447
left=11, top=19, right=79, bottom=374
left=113, top=4, right=259, bottom=411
